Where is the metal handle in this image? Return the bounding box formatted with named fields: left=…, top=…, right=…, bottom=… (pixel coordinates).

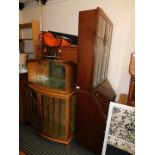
left=76, top=85, right=80, bottom=90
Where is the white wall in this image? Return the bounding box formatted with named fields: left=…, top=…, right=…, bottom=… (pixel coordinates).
left=20, top=0, right=135, bottom=101
left=101, top=0, right=135, bottom=100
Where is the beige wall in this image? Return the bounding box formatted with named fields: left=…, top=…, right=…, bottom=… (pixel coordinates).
left=101, top=0, right=135, bottom=100
left=20, top=0, right=135, bottom=101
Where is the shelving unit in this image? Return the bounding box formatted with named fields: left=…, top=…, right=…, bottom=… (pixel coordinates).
left=19, top=20, right=40, bottom=59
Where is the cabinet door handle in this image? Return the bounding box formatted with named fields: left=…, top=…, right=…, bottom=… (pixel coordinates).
left=58, top=49, right=62, bottom=53
left=75, top=85, right=80, bottom=90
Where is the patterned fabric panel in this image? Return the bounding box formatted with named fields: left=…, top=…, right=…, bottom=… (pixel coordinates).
left=101, top=102, right=135, bottom=155
left=107, top=104, right=135, bottom=154
left=107, top=135, right=134, bottom=154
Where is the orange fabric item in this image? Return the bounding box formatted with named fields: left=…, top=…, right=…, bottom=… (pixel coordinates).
left=43, top=32, right=58, bottom=46
left=61, top=38, right=71, bottom=47
left=43, top=32, right=71, bottom=47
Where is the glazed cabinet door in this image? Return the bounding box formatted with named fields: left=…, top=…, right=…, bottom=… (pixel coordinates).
left=40, top=93, right=76, bottom=144
left=26, top=88, right=41, bottom=130
left=41, top=96, right=66, bottom=139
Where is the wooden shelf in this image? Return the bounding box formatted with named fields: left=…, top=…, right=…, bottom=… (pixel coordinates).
left=19, top=23, right=32, bottom=29
left=20, top=38, right=33, bottom=41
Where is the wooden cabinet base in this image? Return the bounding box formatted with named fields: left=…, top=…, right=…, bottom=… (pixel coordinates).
left=37, top=131, right=73, bottom=145
left=75, top=80, right=116, bottom=155
left=26, top=84, right=76, bottom=145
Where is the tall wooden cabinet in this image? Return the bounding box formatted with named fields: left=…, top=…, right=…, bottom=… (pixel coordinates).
left=75, top=7, right=116, bottom=155
left=19, top=20, right=40, bottom=59
left=77, top=7, right=113, bottom=91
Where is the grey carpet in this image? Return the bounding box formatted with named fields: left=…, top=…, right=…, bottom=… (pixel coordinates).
left=19, top=124, right=95, bottom=155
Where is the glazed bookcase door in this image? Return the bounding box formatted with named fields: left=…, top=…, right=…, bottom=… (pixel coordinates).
left=77, top=7, right=113, bottom=91
left=93, top=12, right=113, bottom=88
left=93, top=14, right=107, bottom=88
left=103, top=23, right=113, bottom=78
left=26, top=88, right=41, bottom=130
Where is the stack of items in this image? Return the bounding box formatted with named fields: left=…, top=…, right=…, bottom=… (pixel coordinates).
left=39, top=31, right=78, bottom=61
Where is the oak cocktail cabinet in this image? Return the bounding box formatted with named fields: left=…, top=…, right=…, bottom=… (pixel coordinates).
left=25, top=59, right=76, bottom=145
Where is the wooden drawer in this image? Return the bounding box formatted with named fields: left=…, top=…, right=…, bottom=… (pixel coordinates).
left=58, top=46, right=78, bottom=63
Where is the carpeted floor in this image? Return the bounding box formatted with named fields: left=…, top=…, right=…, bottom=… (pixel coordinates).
left=19, top=124, right=96, bottom=155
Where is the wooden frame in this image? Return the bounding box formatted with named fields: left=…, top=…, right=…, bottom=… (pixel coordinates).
left=127, top=53, right=135, bottom=106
